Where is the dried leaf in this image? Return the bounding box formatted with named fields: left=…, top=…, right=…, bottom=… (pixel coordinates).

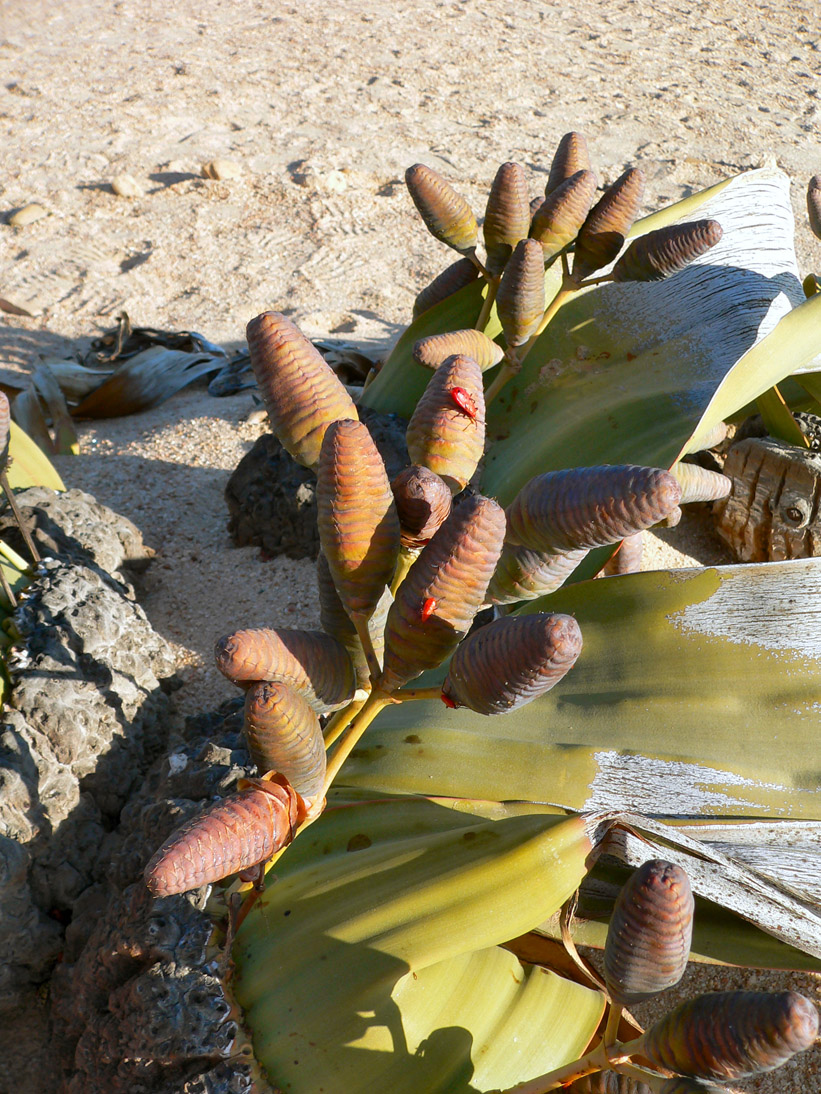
left=31, top=365, right=79, bottom=454
left=808, top=175, right=821, bottom=241
left=72, top=346, right=221, bottom=418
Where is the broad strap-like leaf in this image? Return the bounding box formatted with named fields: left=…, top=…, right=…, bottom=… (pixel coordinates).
left=340, top=559, right=821, bottom=822
left=234, top=795, right=597, bottom=1093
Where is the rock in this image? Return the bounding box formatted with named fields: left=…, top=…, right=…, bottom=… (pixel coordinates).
left=8, top=202, right=47, bottom=227
left=0, top=490, right=178, bottom=1011
left=0, top=487, right=154, bottom=579
left=51, top=697, right=256, bottom=1093
left=225, top=405, right=409, bottom=560
left=201, top=159, right=241, bottom=181
left=111, top=173, right=144, bottom=198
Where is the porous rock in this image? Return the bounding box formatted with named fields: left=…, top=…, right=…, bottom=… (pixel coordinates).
left=226, top=404, right=409, bottom=559
left=0, top=489, right=177, bottom=1013
left=51, top=699, right=259, bottom=1093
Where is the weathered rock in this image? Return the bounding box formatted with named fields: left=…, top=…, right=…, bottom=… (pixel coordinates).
left=225, top=405, right=408, bottom=559
left=0, top=486, right=154, bottom=579
left=0, top=490, right=178, bottom=1012
left=52, top=698, right=258, bottom=1093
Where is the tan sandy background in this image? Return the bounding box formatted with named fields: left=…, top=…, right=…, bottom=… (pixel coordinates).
left=0, top=0, right=819, bottom=1089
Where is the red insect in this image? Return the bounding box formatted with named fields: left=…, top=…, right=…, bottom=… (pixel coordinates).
left=449, top=386, right=478, bottom=419
left=420, top=596, right=437, bottom=621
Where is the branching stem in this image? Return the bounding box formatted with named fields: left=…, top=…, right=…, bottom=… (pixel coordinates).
left=474, top=277, right=499, bottom=332
left=0, top=472, right=40, bottom=564
left=323, top=690, right=392, bottom=793
left=393, top=685, right=443, bottom=702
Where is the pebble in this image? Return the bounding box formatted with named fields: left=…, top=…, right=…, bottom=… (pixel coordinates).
left=111, top=173, right=144, bottom=198
left=8, top=203, right=47, bottom=228
left=202, top=158, right=242, bottom=180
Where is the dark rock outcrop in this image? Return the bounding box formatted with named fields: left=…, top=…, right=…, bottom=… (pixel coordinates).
left=225, top=405, right=409, bottom=560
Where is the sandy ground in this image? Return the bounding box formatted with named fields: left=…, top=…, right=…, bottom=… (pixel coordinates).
left=0, top=0, right=819, bottom=1090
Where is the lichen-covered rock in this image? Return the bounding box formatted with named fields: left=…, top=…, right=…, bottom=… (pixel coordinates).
left=226, top=405, right=408, bottom=560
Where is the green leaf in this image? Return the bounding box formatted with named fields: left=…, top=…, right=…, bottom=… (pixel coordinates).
left=234, top=795, right=598, bottom=1092
left=362, top=278, right=502, bottom=417
left=362, top=168, right=820, bottom=506
left=481, top=168, right=816, bottom=502
left=339, top=560, right=821, bottom=821
left=6, top=421, right=65, bottom=491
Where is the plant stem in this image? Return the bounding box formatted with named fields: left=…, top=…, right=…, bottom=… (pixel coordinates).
left=0, top=472, right=40, bottom=564
left=483, top=346, right=521, bottom=407
left=603, top=1004, right=623, bottom=1049
left=518, top=285, right=576, bottom=364
left=393, top=685, right=443, bottom=702
left=352, top=611, right=382, bottom=684
left=611, top=1062, right=666, bottom=1089
left=0, top=538, right=31, bottom=573
left=323, top=697, right=367, bottom=749
left=323, top=690, right=392, bottom=793
left=575, top=272, right=615, bottom=288
left=0, top=566, right=16, bottom=610
left=468, top=249, right=491, bottom=279
left=474, top=277, right=499, bottom=332
left=390, top=547, right=417, bottom=596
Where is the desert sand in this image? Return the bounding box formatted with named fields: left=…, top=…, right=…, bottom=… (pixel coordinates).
left=0, top=0, right=819, bottom=1090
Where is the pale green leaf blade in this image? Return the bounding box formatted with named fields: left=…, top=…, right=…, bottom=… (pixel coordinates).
left=481, top=167, right=813, bottom=502
left=6, top=420, right=65, bottom=490
left=234, top=796, right=595, bottom=1092
left=339, top=560, right=821, bottom=820
left=361, top=278, right=503, bottom=416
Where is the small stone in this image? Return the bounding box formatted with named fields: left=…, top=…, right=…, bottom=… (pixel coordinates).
left=8, top=203, right=47, bottom=228
left=111, top=173, right=143, bottom=198
left=202, top=158, right=241, bottom=180
left=323, top=169, right=347, bottom=193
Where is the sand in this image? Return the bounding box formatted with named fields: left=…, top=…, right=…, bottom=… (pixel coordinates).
left=0, top=0, right=818, bottom=1089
